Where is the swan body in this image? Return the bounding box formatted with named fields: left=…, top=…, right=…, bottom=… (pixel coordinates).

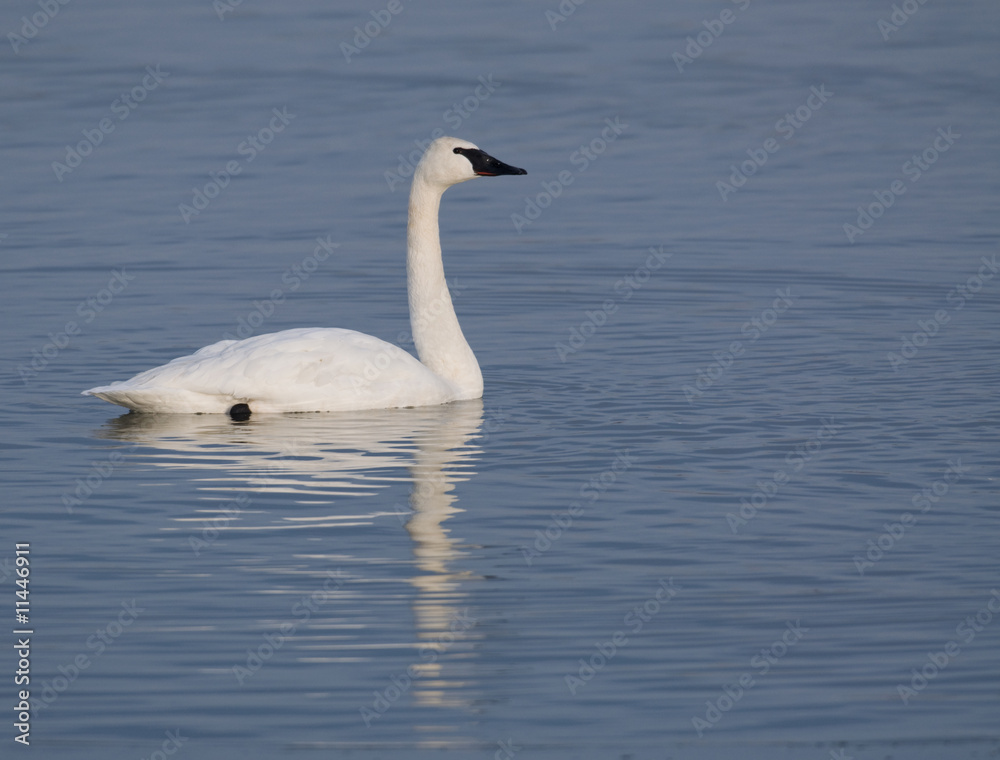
left=84, top=137, right=526, bottom=416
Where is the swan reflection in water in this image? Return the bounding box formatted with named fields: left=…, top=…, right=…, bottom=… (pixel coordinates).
left=96, top=400, right=493, bottom=713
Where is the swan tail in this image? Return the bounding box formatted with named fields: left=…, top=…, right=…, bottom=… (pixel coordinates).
left=82, top=385, right=237, bottom=414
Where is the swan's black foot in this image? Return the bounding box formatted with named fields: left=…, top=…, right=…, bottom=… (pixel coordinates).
left=229, top=403, right=251, bottom=421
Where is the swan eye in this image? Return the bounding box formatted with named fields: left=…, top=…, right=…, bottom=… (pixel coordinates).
left=452, top=147, right=463, bottom=155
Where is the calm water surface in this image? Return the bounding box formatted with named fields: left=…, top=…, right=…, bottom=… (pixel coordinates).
left=2, top=1, right=999, bottom=758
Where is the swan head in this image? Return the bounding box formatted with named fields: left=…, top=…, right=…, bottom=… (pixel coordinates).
left=416, top=137, right=526, bottom=188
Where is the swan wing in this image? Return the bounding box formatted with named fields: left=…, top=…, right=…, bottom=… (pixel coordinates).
left=83, top=328, right=459, bottom=413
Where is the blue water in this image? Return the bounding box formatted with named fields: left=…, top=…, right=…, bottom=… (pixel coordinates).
left=2, top=1, right=999, bottom=758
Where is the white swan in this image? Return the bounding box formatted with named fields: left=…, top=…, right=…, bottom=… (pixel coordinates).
left=83, top=137, right=526, bottom=418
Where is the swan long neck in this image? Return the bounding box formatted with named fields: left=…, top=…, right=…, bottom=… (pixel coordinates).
left=406, top=176, right=483, bottom=398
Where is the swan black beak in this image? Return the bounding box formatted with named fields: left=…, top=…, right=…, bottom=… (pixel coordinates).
left=454, top=147, right=527, bottom=177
